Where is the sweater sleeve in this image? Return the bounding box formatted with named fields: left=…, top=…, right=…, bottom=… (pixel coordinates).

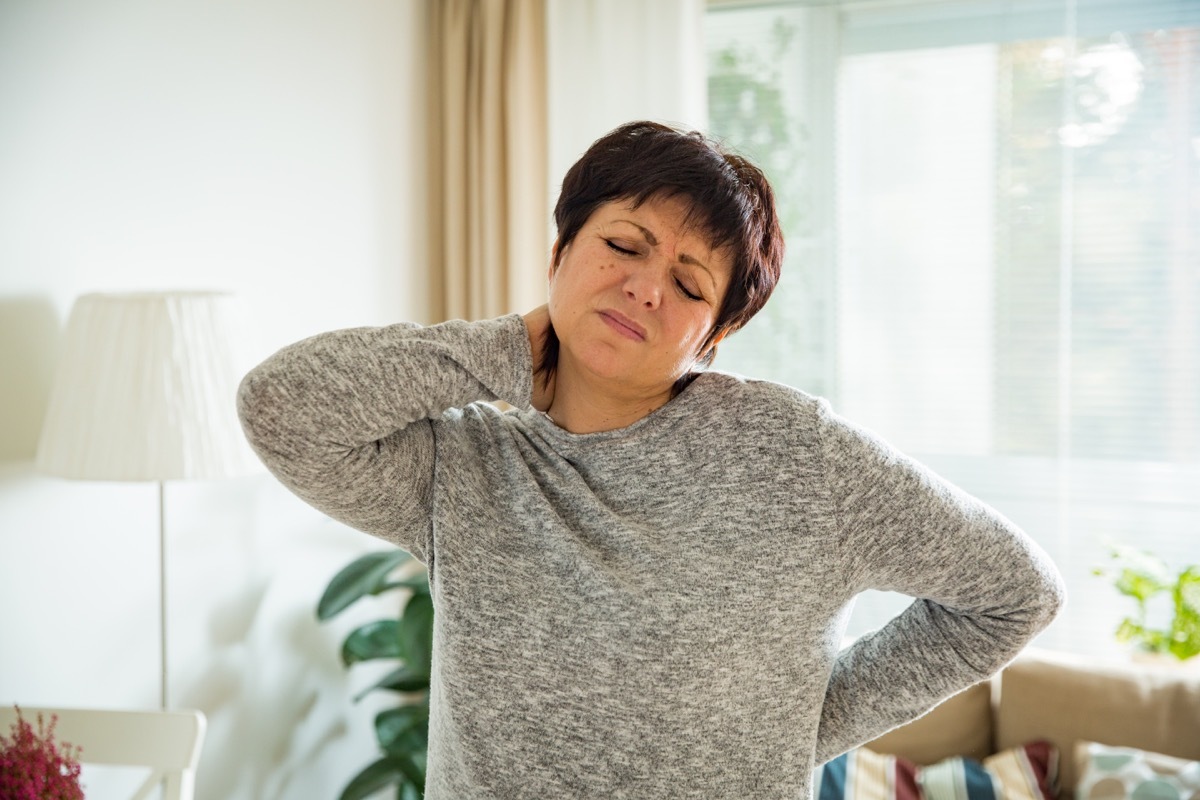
left=236, top=314, right=533, bottom=563
left=812, top=401, right=1066, bottom=764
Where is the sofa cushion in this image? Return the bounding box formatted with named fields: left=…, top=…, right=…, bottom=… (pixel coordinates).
left=995, top=649, right=1200, bottom=792
left=865, top=680, right=994, bottom=765
left=818, top=746, right=921, bottom=800
left=1075, top=741, right=1200, bottom=800
left=817, top=741, right=1057, bottom=800
left=919, top=740, right=1058, bottom=800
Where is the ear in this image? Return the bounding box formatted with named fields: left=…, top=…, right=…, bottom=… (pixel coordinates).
left=548, top=239, right=562, bottom=281
left=698, top=327, right=729, bottom=365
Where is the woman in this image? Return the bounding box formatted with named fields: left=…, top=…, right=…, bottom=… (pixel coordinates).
left=238, top=121, right=1065, bottom=798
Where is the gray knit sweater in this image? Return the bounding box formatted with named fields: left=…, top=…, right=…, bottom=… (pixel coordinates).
left=237, top=314, right=1065, bottom=799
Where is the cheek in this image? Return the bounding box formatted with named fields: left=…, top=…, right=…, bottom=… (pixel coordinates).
left=685, top=306, right=719, bottom=338
left=662, top=311, right=714, bottom=357
left=546, top=285, right=566, bottom=328
left=552, top=259, right=615, bottom=303
left=688, top=314, right=721, bottom=355
left=546, top=270, right=583, bottom=326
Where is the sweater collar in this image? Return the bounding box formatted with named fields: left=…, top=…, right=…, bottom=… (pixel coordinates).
left=518, top=370, right=718, bottom=447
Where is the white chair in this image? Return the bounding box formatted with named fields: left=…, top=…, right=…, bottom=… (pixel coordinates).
left=0, top=706, right=206, bottom=800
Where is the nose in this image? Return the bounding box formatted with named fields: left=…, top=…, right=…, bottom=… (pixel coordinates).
left=622, top=263, right=664, bottom=310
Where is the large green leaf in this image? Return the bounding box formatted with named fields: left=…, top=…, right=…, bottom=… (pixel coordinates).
left=1169, top=567, right=1200, bottom=661
left=354, top=665, right=430, bottom=701
left=1105, top=546, right=1171, bottom=602
left=376, top=704, right=430, bottom=756
left=399, top=593, right=435, bottom=672
left=317, top=550, right=412, bottom=621
left=1115, top=567, right=1169, bottom=604
left=337, top=756, right=414, bottom=800
left=1178, top=567, right=1200, bottom=615
left=342, top=620, right=403, bottom=666
left=393, top=753, right=426, bottom=795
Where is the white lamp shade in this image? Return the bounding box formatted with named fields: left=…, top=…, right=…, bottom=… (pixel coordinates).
left=36, top=291, right=262, bottom=481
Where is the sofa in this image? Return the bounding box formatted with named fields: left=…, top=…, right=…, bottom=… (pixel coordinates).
left=854, top=648, right=1200, bottom=799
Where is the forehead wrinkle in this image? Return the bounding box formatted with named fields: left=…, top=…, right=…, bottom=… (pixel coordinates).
left=615, top=218, right=712, bottom=273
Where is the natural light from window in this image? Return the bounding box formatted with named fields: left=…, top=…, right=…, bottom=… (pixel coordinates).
left=706, top=0, right=1200, bottom=657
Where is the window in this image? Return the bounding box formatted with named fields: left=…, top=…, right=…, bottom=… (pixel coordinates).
left=707, top=0, right=1200, bottom=655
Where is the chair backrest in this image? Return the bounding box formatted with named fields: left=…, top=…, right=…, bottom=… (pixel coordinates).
left=0, top=706, right=206, bottom=800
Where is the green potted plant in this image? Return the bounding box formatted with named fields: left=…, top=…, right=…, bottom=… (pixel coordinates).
left=1094, top=545, right=1200, bottom=662
left=317, top=550, right=434, bottom=800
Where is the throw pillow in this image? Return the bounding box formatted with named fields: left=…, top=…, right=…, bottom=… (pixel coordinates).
left=1074, top=741, right=1200, bottom=800
left=819, top=746, right=921, bottom=800
left=818, top=741, right=1058, bottom=800
left=920, top=740, right=1058, bottom=800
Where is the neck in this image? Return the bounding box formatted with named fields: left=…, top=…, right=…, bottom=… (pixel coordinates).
left=545, top=364, right=677, bottom=434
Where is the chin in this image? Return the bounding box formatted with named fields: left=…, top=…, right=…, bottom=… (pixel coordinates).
left=578, top=352, right=637, bottom=383
left=565, top=342, right=641, bottom=384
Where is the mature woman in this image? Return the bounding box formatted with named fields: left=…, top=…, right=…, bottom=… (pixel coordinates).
left=238, top=121, right=1065, bottom=798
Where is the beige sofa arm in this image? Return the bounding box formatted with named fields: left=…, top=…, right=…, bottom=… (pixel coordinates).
left=862, top=647, right=1200, bottom=797
left=996, top=648, right=1200, bottom=792
left=863, top=678, right=995, bottom=765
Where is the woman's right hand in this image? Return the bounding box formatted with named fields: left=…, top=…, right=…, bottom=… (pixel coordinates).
left=523, top=304, right=555, bottom=412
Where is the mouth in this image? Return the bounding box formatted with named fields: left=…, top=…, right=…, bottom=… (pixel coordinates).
left=598, top=309, right=646, bottom=341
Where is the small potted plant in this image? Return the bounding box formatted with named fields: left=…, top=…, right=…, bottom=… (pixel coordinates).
left=1094, top=545, right=1200, bottom=664
left=0, top=706, right=84, bottom=800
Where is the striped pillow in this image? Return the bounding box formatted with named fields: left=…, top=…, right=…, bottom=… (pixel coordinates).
left=818, top=741, right=1058, bottom=800
left=818, top=745, right=922, bottom=800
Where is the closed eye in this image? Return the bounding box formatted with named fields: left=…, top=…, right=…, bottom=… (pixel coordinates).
left=606, top=238, right=705, bottom=301
left=676, top=279, right=702, bottom=301
left=605, top=240, right=638, bottom=256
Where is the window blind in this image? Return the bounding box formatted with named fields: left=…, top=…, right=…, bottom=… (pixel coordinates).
left=706, top=0, right=1200, bottom=655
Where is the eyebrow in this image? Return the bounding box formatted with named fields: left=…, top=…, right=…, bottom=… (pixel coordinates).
left=615, top=219, right=716, bottom=289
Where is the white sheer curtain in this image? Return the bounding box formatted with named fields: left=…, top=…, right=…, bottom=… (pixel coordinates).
left=545, top=0, right=708, bottom=210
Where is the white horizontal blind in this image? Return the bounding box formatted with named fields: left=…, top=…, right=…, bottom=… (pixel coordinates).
left=840, top=0, right=1200, bottom=53
left=706, top=0, right=1200, bottom=655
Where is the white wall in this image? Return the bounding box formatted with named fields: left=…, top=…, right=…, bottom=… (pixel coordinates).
left=0, top=1, right=712, bottom=796
left=0, top=1, right=432, bottom=798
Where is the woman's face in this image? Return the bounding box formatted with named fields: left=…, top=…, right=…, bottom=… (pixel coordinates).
left=548, top=195, right=733, bottom=394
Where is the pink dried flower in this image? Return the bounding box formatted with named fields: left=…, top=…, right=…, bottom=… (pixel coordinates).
left=0, top=706, right=84, bottom=800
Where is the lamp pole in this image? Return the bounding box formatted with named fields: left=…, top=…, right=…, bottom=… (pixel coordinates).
left=159, top=480, right=168, bottom=710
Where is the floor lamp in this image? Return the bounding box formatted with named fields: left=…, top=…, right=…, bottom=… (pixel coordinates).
left=35, top=291, right=260, bottom=709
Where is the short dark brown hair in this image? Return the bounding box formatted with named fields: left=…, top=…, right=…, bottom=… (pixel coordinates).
left=538, top=120, right=784, bottom=384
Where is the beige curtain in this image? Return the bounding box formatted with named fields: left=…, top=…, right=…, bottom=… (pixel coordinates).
left=431, top=0, right=549, bottom=322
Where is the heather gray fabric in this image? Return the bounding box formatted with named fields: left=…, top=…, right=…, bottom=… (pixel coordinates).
left=237, top=314, right=1065, bottom=799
